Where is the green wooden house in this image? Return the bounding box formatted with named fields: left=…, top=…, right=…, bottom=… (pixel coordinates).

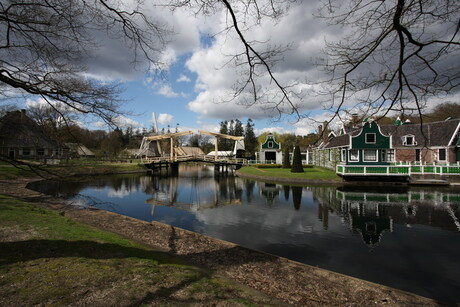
left=256, top=133, right=282, bottom=164
left=345, top=120, right=392, bottom=165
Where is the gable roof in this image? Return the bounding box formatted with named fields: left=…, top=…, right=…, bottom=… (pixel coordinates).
left=0, top=110, right=59, bottom=148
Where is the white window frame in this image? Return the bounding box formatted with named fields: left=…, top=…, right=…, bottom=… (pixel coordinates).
left=341, top=149, right=346, bottom=162
left=267, top=141, right=273, bottom=148
left=363, top=149, right=378, bottom=162
left=349, top=149, right=359, bottom=162
left=365, top=133, right=376, bottom=144
left=402, top=135, right=417, bottom=146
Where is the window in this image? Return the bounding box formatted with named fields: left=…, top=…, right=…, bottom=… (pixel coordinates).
left=402, top=135, right=416, bottom=146
left=341, top=149, right=346, bottom=162
left=349, top=150, right=359, bottom=162
left=22, top=148, right=31, bottom=156
left=381, top=149, right=395, bottom=162
left=438, top=148, right=447, bottom=161
left=363, top=149, right=377, bottom=162
left=365, top=133, right=376, bottom=144
left=415, top=149, right=420, bottom=162
left=37, top=148, right=45, bottom=156
left=267, top=141, right=273, bottom=148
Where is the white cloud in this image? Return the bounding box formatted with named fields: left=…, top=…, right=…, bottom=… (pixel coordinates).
left=177, top=74, right=192, bottom=83
left=113, top=115, right=142, bottom=129
left=158, top=113, right=174, bottom=125
left=156, top=84, right=180, bottom=98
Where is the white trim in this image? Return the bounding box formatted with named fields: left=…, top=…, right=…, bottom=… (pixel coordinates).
left=447, top=122, right=460, bottom=146
left=402, top=134, right=417, bottom=146
left=365, top=133, right=376, bottom=144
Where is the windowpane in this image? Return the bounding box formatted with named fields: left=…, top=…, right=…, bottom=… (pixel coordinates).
left=365, top=133, right=376, bottom=143
left=349, top=150, right=359, bottom=161
left=363, top=149, right=377, bottom=161
left=439, top=148, right=446, bottom=161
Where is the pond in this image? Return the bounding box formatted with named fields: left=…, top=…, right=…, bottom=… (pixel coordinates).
left=27, top=164, right=460, bottom=303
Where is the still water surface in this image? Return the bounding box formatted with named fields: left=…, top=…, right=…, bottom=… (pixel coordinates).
left=28, top=164, right=460, bottom=303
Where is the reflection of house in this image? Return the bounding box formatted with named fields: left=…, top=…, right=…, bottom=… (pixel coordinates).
left=0, top=109, right=67, bottom=159
left=315, top=118, right=460, bottom=169
left=256, top=133, right=282, bottom=164
left=260, top=182, right=280, bottom=205
left=66, top=143, right=95, bottom=158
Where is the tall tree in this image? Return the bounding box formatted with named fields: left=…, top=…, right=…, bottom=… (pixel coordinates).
left=319, top=0, right=460, bottom=121
left=234, top=119, right=244, bottom=136
left=0, top=0, right=169, bottom=126
left=244, top=119, right=258, bottom=157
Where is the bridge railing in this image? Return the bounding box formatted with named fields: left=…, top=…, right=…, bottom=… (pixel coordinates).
left=142, top=155, right=248, bottom=165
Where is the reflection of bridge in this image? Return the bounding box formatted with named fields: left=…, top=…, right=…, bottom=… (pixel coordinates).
left=138, top=130, right=248, bottom=172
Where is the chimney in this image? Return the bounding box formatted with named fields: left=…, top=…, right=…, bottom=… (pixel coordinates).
left=317, top=125, right=323, bottom=137
left=351, top=113, right=359, bottom=128
left=322, top=121, right=328, bottom=144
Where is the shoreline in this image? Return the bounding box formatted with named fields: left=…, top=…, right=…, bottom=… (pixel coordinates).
left=0, top=175, right=446, bottom=306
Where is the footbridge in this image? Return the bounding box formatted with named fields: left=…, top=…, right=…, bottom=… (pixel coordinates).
left=137, top=130, right=247, bottom=172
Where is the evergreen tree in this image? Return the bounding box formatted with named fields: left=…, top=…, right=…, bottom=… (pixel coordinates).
left=282, top=147, right=291, bottom=168
left=218, top=120, right=230, bottom=150
left=291, top=146, right=304, bottom=173
left=228, top=120, right=235, bottom=136
left=234, top=119, right=244, bottom=136
left=244, top=118, right=258, bottom=157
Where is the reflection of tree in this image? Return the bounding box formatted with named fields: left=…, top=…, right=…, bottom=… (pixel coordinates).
left=283, top=185, right=290, bottom=201
left=244, top=179, right=255, bottom=203
left=291, top=186, right=302, bottom=211
left=317, top=202, right=329, bottom=230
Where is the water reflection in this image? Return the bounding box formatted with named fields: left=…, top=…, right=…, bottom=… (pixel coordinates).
left=26, top=164, right=460, bottom=302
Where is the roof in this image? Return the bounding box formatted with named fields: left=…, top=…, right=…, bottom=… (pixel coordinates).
left=323, top=118, right=460, bottom=149
left=66, top=143, right=95, bottom=156
left=380, top=119, right=460, bottom=147
left=207, top=151, right=234, bottom=156
left=0, top=110, right=59, bottom=148
left=176, top=146, right=205, bottom=156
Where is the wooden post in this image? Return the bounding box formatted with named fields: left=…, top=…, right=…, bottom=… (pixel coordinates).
left=214, top=136, right=218, bottom=161
left=170, top=137, right=174, bottom=162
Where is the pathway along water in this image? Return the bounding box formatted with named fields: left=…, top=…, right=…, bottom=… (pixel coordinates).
left=27, top=164, right=460, bottom=303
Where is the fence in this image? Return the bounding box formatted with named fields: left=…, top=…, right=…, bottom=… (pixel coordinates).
left=336, top=162, right=460, bottom=176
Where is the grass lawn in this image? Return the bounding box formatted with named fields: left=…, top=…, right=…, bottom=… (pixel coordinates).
left=0, top=195, right=276, bottom=306
left=238, top=166, right=341, bottom=181
left=0, top=160, right=146, bottom=180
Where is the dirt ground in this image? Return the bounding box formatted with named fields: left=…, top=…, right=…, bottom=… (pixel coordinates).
left=0, top=177, right=453, bottom=306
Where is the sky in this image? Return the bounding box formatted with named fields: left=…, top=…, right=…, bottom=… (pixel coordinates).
left=19, top=0, right=460, bottom=136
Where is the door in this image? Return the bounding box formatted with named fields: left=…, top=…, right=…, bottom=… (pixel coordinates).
left=264, top=151, right=276, bottom=162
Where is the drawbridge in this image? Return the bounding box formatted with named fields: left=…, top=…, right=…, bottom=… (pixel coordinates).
left=137, top=130, right=247, bottom=171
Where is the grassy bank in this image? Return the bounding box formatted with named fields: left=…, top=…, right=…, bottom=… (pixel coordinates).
left=0, top=160, right=145, bottom=180
left=0, top=195, right=277, bottom=306
left=238, top=166, right=341, bottom=182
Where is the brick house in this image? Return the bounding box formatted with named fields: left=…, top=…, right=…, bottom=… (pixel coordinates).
left=316, top=118, right=460, bottom=169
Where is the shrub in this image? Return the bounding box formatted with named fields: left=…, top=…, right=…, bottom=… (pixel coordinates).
left=291, top=146, right=304, bottom=173
left=282, top=147, right=291, bottom=169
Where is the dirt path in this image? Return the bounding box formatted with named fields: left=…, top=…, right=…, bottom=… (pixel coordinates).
left=0, top=178, right=449, bottom=306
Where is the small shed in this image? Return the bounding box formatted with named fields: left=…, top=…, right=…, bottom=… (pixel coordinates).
left=256, top=133, right=282, bottom=164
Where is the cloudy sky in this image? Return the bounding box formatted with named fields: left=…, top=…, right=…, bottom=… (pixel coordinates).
left=21, top=0, right=460, bottom=135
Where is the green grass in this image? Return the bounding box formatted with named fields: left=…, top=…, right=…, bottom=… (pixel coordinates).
left=238, top=166, right=341, bottom=181
left=0, top=160, right=145, bottom=180
left=0, top=195, right=277, bottom=306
